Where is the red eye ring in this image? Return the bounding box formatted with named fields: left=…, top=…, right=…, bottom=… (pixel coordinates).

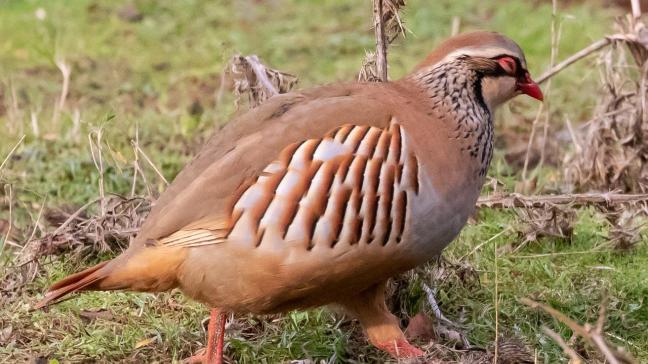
left=497, top=56, right=517, bottom=75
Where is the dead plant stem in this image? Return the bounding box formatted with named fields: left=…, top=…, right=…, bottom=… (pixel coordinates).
left=21, top=196, right=47, bottom=253
left=132, top=141, right=170, bottom=186
left=493, top=233, right=499, bottom=364
left=537, top=38, right=612, bottom=84
left=51, top=199, right=100, bottom=237
left=246, top=55, right=279, bottom=97
left=0, top=135, right=26, bottom=174
left=0, top=185, right=13, bottom=258
left=477, top=192, right=648, bottom=208
left=53, top=58, right=71, bottom=127
left=373, top=0, right=388, bottom=82
left=541, top=327, right=583, bottom=363
left=89, top=129, right=106, bottom=217
left=538, top=0, right=560, bottom=170
left=459, top=226, right=512, bottom=261
left=521, top=104, right=544, bottom=182
left=130, top=124, right=140, bottom=197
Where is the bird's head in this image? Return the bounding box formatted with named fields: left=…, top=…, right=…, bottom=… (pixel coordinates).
left=412, top=31, right=543, bottom=110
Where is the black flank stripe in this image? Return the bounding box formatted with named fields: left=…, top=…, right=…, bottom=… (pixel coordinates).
left=282, top=201, right=300, bottom=240
left=356, top=156, right=369, bottom=194
left=354, top=217, right=364, bottom=244
left=337, top=155, right=353, bottom=182
left=286, top=141, right=306, bottom=167
left=307, top=215, right=318, bottom=250
left=397, top=191, right=407, bottom=242
left=339, top=125, right=352, bottom=144
left=254, top=228, right=266, bottom=247
left=352, top=126, right=372, bottom=154
left=225, top=209, right=243, bottom=238
left=301, top=161, right=323, bottom=200
left=331, top=188, right=351, bottom=248
left=307, top=138, right=323, bottom=161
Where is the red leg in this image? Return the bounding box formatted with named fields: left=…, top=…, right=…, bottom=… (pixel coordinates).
left=338, top=282, right=426, bottom=359
left=184, top=308, right=227, bottom=364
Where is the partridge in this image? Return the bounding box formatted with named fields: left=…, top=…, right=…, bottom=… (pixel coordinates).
left=36, top=31, right=543, bottom=362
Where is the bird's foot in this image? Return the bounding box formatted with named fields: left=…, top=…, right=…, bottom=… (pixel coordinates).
left=182, top=348, right=222, bottom=364
left=182, top=350, right=207, bottom=364
left=375, top=338, right=425, bottom=358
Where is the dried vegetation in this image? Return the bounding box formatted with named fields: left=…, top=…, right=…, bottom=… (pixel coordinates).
left=1, top=0, right=647, bottom=362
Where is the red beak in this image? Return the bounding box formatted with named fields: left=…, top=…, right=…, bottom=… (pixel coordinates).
left=517, top=72, right=544, bottom=101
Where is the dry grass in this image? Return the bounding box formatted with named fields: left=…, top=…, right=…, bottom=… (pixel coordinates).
left=523, top=292, right=639, bottom=364
left=358, top=0, right=407, bottom=82
left=1, top=0, right=647, bottom=362
left=230, top=55, right=298, bottom=108
left=565, top=16, right=648, bottom=193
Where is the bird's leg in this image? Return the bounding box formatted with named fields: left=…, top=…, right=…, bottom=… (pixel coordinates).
left=339, top=281, right=425, bottom=359
left=184, top=308, right=227, bottom=364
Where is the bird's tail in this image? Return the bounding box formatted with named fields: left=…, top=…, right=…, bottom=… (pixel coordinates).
left=33, top=260, right=113, bottom=309
left=34, top=245, right=187, bottom=309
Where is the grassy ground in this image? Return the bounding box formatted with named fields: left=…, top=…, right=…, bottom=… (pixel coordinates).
left=1, top=0, right=647, bottom=363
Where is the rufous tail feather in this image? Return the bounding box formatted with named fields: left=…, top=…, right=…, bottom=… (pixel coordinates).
left=34, top=260, right=113, bottom=309
left=34, top=245, right=188, bottom=309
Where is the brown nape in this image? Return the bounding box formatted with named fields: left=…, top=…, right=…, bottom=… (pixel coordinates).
left=465, top=56, right=503, bottom=75
left=413, top=31, right=524, bottom=71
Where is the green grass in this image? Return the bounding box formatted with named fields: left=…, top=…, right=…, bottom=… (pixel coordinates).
left=2, top=0, right=646, bottom=362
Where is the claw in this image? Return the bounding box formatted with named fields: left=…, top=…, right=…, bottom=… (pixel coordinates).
left=375, top=338, right=425, bottom=358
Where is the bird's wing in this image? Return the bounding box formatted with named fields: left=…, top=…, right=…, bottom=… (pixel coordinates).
left=134, top=82, right=417, bottom=247
left=156, top=118, right=421, bottom=249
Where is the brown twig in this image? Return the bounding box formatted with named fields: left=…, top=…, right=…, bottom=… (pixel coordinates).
left=131, top=140, right=169, bottom=186
left=229, top=55, right=297, bottom=108
left=537, top=37, right=613, bottom=84
left=522, top=296, right=638, bottom=364
left=494, top=233, right=500, bottom=363
left=421, top=282, right=471, bottom=348
left=53, top=58, right=71, bottom=127
left=537, top=0, right=561, bottom=172
left=510, top=250, right=608, bottom=259
left=130, top=124, right=140, bottom=197
left=563, top=18, right=648, bottom=198
left=246, top=55, right=279, bottom=97
left=0, top=135, right=25, bottom=175
left=13, top=195, right=149, bottom=272
left=88, top=129, right=106, bottom=217
left=459, top=226, right=512, bottom=261
left=6, top=79, right=21, bottom=134
left=373, top=0, right=388, bottom=82
left=477, top=192, right=648, bottom=209
left=130, top=125, right=153, bottom=199
left=358, top=0, right=406, bottom=82
left=21, top=196, right=47, bottom=252
left=0, top=185, right=13, bottom=258
left=30, top=110, right=39, bottom=137
left=50, top=199, right=100, bottom=237
left=541, top=327, right=584, bottom=363
left=450, top=16, right=461, bottom=36
left=520, top=102, right=544, bottom=185
left=70, top=108, right=81, bottom=143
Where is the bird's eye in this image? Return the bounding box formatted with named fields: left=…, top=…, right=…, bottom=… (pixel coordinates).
left=497, top=56, right=517, bottom=75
